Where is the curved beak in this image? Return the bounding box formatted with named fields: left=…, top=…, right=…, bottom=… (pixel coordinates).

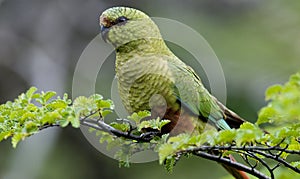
left=100, top=25, right=110, bottom=43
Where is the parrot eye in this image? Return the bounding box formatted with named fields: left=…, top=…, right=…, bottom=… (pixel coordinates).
left=115, top=16, right=128, bottom=25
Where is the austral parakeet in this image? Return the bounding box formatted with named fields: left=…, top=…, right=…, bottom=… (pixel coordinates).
left=100, top=7, right=249, bottom=179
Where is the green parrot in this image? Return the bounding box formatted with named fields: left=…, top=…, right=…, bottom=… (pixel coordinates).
left=99, top=6, right=249, bottom=179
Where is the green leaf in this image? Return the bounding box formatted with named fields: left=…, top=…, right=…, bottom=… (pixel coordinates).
left=46, top=100, right=68, bottom=110
left=168, top=133, right=190, bottom=144
left=25, top=121, right=38, bottom=133
left=99, top=132, right=114, bottom=144
left=73, top=96, right=89, bottom=106
left=159, top=143, right=175, bottom=164
left=197, top=130, right=217, bottom=146
left=90, top=94, right=103, bottom=100
left=138, top=118, right=169, bottom=131
left=107, top=138, right=122, bottom=151
left=110, top=122, right=130, bottom=132
left=25, top=87, right=37, bottom=100
left=69, top=116, right=80, bottom=128
left=235, top=130, right=255, bottom=146
left=0, top=116, right=4, bottom=123
left=59, top=119, right=69, bottom=127
left=20, top=112, right=36, bottom=123
left=164, top=157, right=176, bottom=173
left=290, top=161, right=300, bottom=169
left=11, top=133, right=27, bottom=148
left=239, top=122, right=257, bottom=130
left=0, top=131, right=12, bottom=142
left=158, top=119, right=171, bottom=129
left=44, top=91, right=57, bottom=102
left=118, top=160, right=131, bottom=168
left=216, top=129, right=236, bottom=144
left=128, top=111, right=150, bottom=125
left=101, top=109, right=113, bottom=117
left=257, top=106, right=277, bottom=125
left=41, top=111, right=61, bottom=125
left=138, top=118, right=157, bottom=131
left=287, top=137, right=300, bottom=151
left=265, top=84, right=282, bottom=100
left=289, top=72, right=300, bottom=86
left=97, top=100, right=113, bottom=109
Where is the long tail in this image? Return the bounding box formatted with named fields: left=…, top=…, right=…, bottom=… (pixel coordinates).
left=214, top=98, right=246, bottom=129
left=221, top=155, right=250, bottom=179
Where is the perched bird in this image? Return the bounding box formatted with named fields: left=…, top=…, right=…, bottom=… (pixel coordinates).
left=100, top=6, right=249, bottom=179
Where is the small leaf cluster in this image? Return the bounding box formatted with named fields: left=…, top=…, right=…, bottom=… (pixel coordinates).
left=0, top=87, right=114, bottom=148
left=97, top=130, right=155, bottom=167
left=73, top=94, right=114, bottom=119
left=258, top=72, right=300, bottom=126
left=158, top=122, right=265, bottom=163
left=93, top=111, right=170, bottom=167
left=256, top=71, right=300, bottom=155
left=156, top=72, right=300, bottom=173
left=0, top=87, right=77, bottom=147
left=158, top=121, right=299, bottom=163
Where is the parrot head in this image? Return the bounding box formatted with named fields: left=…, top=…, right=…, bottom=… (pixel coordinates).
left=99, top=7, right=162, bottom=47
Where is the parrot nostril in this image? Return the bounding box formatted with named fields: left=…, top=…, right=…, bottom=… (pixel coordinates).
left=99, top=15, right=111, bottom=27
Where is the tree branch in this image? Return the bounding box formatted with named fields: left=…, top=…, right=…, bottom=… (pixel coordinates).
left=79, top=113, right=154, bottom=142
left=34, top=114, right=299, bottom=179
left=252, top=149, right=300, bottom=173
left=190, top=150, right=270, bottom=179
left=185, top=145, right=300, bottom=174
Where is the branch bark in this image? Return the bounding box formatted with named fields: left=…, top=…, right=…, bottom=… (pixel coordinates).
left=191, top=150, right=270, bottom=179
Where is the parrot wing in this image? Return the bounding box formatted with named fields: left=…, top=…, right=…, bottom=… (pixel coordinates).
left=166, top=59, right=230, bottom=130
left=167, top=58, right=244, bottom=130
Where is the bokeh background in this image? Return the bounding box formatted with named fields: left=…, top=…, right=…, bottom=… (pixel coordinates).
left=0, top=0, right=299, bottom=179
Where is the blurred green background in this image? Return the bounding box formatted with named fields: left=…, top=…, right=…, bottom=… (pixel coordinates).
left=0, top=0, right=299, bottom=179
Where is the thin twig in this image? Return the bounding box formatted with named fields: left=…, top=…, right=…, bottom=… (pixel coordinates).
left=190, top=145, right=300, bottom=155
left=271, top=163, right=281, bottom=172
left=81, top=118, right=152, bottom=142
left=252, top=149, right=300, bottom=174
left=246, top=151, right=274, bottom=179
left=191, top=150, right=270, bottom=179
left=179, top=145, right=300, bottom=175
